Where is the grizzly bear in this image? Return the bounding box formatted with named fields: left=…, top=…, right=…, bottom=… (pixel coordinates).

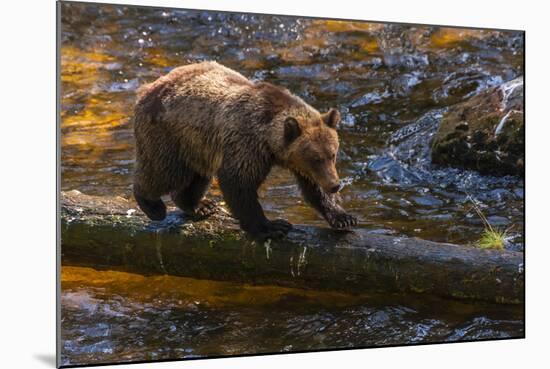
left=133, top=61, right=357, bottom=238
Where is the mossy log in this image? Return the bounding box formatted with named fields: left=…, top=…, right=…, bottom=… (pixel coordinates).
left=60, top=190, right=524, bottom=304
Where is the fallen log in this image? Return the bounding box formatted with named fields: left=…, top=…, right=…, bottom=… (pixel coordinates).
left=60, top=190, right=524, bottom=304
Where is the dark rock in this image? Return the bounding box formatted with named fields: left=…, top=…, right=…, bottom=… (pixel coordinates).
left=431, top=77, right=524, bottom=176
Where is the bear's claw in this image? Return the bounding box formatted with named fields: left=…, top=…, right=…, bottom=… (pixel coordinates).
left=327, top=212, right=357, bottom=230
left=191, top=198, right=218, bottom=219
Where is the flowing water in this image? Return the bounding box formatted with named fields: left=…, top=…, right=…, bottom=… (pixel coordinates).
left=60, top=266, right=523, bottom=366
left=59, top=2, right=524, bottom=365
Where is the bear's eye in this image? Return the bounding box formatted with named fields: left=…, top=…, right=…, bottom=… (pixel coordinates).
left=330, top=153, right=336, bottom=161
left=311, top=156, right=324, bottom=165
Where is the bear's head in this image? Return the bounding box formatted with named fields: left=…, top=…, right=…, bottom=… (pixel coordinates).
left=280, top=108, right=343, bottom=194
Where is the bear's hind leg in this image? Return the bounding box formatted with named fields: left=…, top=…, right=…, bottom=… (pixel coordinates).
left=171, top=174, right=217, bottom=218
left=134, top=187, right=167, bottom=221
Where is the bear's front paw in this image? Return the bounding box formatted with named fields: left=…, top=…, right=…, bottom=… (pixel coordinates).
left=256, top=219, right=293, bottom=240
left=327, top=212, right=357, bottom=230
left=192, top=198, right=218, bottom=219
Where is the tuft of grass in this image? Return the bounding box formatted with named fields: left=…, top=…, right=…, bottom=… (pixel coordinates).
left=478, top=227, right=507, bottom=250
left=467, top=195, right=507, bottom=250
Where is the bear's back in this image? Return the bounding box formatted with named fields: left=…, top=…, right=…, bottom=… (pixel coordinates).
left=154, top=61, right=252, bottom=101
left=135, top=61, right=256, bottom=127
left=176, top=61, right=251, bottom=87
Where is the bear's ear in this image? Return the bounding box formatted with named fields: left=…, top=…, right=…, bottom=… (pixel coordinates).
left=284, top=117, right=301, bottom=145
left=322, top=108, right=341, bottom=129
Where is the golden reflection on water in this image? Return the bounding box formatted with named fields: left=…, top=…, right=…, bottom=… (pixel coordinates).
left=430, top=28, right=496, bottom=48
left=62, top=266, right=366, bottom=309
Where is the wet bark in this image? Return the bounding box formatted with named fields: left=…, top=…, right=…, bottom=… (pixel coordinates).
left=60, top=190, right=524, bottom=304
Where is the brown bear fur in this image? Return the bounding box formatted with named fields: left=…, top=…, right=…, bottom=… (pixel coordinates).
left=133, top=61, right=356, bottom=238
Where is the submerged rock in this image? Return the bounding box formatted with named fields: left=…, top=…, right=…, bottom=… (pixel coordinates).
left=431, top=77, right=524, bottom=176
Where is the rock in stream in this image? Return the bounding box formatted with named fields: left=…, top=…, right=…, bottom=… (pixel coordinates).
left=431, top=77, right=524, bottom=176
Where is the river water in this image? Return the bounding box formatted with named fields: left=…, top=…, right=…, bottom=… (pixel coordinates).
left=60, top=266, right=523, bottom=366
left=59, top=2, right=524, bottom=366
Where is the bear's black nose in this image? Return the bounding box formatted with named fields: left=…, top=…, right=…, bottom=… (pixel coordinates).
left=329, top=184, right=341, bottom=194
